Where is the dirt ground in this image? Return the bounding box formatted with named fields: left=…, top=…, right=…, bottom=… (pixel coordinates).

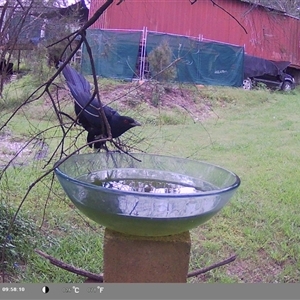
left=99, top=81, right=212, bottom=121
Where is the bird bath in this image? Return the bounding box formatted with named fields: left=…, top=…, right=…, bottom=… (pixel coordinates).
left=54, top=152, right=240, bottom=282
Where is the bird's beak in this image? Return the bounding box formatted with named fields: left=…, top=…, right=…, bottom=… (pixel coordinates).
left=131, top=121, right=141, bottom=127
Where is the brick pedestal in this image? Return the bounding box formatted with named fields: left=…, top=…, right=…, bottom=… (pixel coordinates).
left=103, top=228, right=191, bottom=283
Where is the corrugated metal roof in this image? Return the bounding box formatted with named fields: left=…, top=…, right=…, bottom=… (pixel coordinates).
left=89, top=0, right=300, bottom=67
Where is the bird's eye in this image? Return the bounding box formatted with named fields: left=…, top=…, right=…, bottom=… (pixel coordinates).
left=124, top=119, right=129, bottom=124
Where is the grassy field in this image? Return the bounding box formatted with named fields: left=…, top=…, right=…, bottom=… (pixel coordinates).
left=1, top=79, right=300, bottom=283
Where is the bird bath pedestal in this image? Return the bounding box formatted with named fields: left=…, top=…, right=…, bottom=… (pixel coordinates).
left=103, top=229, right=191, bottom=283
left=54, top=153, right=240, bottom=283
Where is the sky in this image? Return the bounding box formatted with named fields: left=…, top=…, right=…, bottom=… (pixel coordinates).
left=64, top=0, right=90, bottom=7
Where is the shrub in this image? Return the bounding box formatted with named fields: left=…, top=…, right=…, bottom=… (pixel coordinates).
left=148, top=40, right=177, bottom=82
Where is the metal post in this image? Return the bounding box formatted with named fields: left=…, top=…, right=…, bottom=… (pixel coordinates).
left=139, top=26, right=147, bottom=81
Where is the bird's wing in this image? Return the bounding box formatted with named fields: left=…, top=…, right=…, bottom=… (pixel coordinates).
left=103, top=105, right=120, bottom=119
left=72, top=89, right=105, bottom=127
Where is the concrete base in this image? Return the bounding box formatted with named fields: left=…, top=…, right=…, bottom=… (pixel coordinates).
left=103, top=228, right=191, bottom=283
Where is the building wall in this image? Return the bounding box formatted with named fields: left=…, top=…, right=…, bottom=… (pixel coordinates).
left=89, top=0, right=300, bottom=68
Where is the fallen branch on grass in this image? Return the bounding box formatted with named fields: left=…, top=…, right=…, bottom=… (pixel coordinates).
left=187, top=254, right=237, bottom=278
left=34, top=249, right=104, bottom=282
left=35, top=249, right=236, bottom=281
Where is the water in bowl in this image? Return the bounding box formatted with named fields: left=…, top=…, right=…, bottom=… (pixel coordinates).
left=92, top=178, right=202, bottom=194
left=79, top=168, right=217, bottom=195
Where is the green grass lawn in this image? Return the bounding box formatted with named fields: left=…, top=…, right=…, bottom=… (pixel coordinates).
left=1, top=82, right=300, bottom=283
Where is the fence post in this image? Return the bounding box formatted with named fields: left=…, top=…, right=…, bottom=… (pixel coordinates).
left=139, top=26, right=147, bottom=81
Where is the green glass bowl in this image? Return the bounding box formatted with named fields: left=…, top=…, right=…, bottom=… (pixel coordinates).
left=54, top=153, right=240, bottom=236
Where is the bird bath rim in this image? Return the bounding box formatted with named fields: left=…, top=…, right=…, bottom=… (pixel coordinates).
left=54, top=152, right=241, bottom=198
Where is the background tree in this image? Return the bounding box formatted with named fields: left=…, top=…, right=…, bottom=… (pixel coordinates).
left=246, top=0, right=300, bottom=16
left=0, top=0, right=88, bottom=94
left=148, top=40, right=177, bottom=82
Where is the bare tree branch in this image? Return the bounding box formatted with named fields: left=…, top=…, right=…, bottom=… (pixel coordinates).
left=0, top=0, right=117, bottom=283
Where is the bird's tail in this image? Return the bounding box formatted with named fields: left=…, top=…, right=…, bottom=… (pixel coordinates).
left=58, top=62, right=91, bottom=95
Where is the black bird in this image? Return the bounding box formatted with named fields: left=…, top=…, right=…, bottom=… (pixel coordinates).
left=59, top=62, right=141, bottom=149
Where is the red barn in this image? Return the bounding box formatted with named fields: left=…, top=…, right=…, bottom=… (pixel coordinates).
left=89, top=0, right=300, bottom=74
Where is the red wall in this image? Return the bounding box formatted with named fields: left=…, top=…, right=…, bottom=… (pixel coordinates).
left=89, top=0, right=300, bottom=68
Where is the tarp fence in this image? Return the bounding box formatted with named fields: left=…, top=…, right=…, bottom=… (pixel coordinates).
left=81, top=28, right=244, bottom=87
